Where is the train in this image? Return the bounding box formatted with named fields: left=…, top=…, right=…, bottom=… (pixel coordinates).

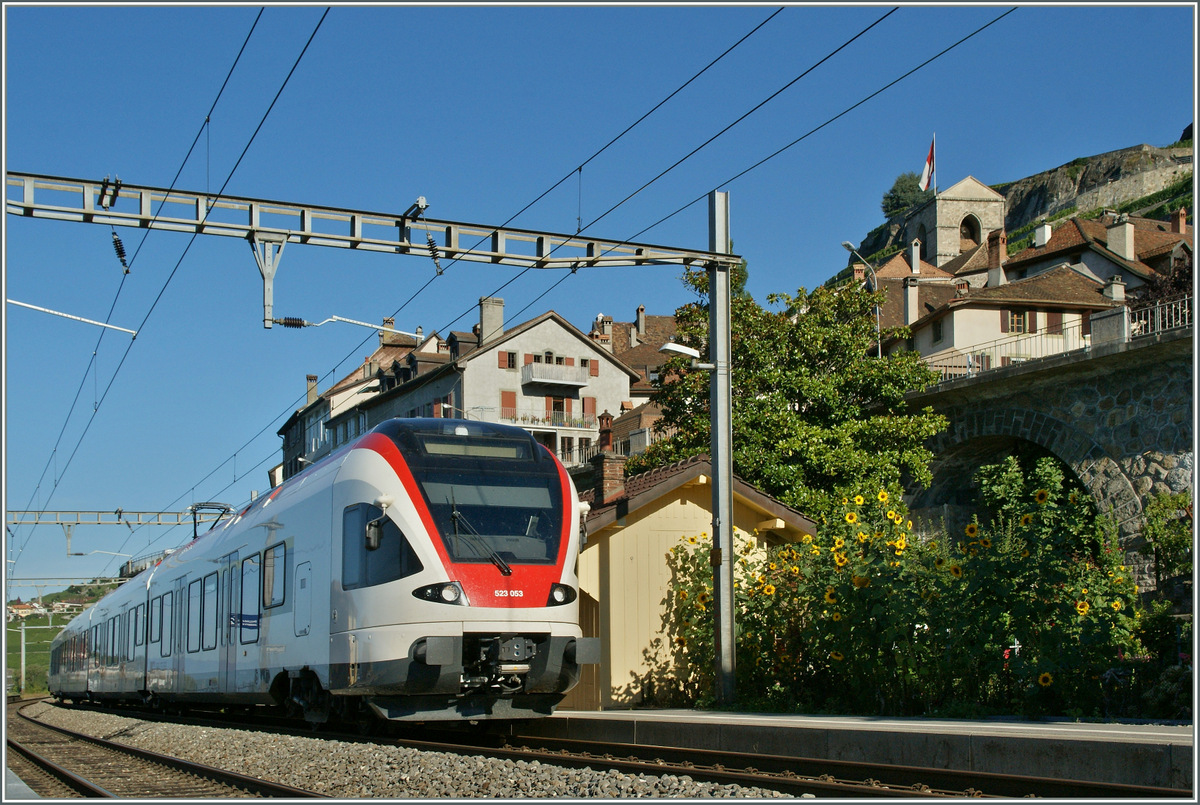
left=48, top=418, right=599, bottom=725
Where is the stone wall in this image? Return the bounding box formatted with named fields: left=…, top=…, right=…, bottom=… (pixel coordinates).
left=906, top=329, right=1193, bottom=588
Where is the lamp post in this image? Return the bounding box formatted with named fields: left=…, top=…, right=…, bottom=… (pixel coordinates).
left=841, top=241, right=882, bottom=357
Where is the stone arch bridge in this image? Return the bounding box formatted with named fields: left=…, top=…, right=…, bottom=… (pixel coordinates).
left=903, top=320, right=1192, bottom=585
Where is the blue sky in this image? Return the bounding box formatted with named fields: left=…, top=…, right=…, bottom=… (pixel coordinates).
left=3, top=3, right=1195, bottom=596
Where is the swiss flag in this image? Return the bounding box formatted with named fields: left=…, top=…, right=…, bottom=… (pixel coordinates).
left=919, top=137, right=935, bottom=191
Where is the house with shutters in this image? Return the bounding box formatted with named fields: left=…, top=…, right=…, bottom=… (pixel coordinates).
left=847, top=178, right=1191, bottom=377
left=355, top=298, right=639, bottom=467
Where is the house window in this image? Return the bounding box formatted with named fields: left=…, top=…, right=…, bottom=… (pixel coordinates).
left=932, top=320, right=944, bottom=343
left=1006, top=310, right=1027, bottom=334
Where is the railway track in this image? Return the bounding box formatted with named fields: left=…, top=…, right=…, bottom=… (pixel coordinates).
left=19, top=699, right=1193, bottom=799
left=7, top=699, right=326, bottom=799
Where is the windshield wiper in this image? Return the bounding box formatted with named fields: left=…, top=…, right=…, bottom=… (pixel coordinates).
left=450, top=490, right=512, bottom=576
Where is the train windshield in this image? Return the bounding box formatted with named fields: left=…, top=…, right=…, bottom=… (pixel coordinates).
left=385, top=420, right=564, bottom=568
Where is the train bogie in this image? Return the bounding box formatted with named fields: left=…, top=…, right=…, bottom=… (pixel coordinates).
left=49, top=418, right=598, bottom=724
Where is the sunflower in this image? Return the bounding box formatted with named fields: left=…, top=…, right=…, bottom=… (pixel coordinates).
left=1111, top=600, right=1122, bottom=611
left=757, top=574, right=767, bottom=584
left=762, top=584, right=776, bottom=596
left=824, top=587, right=838, bottom=604
left=886, top=510, right=898, bottom=521
left=802, top=534, right=813, bottom=544
left=1020, top=513, right=1034, bottom=527
left=790, top=565, right=800, bottom=576
left=979, top=537, right=992, bottom=549
left=833, top=537, right=845, bottom=549
left=1038, top=672, right=1053, bottom=687
left=965, top=523, right=979, bottom=538
left=1020, top=549, right=1030, bottom=558
left=852, top=574, right=870, bottom=588
left=678, top=590, right=689, bottom=600
left=831, top=611, right=842, bottom=621
left=698, top=591, right=711, bottom=605
left=853, top=495, right=864, bottom=506
left=856, top=531, right=868, bottom=543
left=769, top=562, right=777, bottom=571
left=810, top=546, right=821, bottom=556
left=845, top=511, right=858, bottom=524
left=1035, top=489, right=1050, bottom=505
left=834, top=552, right=849, bottom=567
left=674, top=636, right=687, bottom=647
left=687, top=535, right=698, bottom=544
left=830, top=650, right=844, bottom=662
left=1075, top=600, right=1090, bottom=617
left=949, top=564, right=963, bottom=579
left=878, top=490, right=889, bottom=503
left=934, top=557, right=946, bottom=569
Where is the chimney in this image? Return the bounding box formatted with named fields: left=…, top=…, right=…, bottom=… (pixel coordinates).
left=908, top=240, right=921, bottom=274
left=903, top=276, right=920, bottom=325
left=1172, top=207, right=1187, bottom=234
left=986, top=229, right=1007, bottom=271
left=416, top=325, right=423, bottom=340
left=479, top=297, right=504, bottom=343
left=1034, top=223, right=1053, bottom=248
left=1103, top=274, right=1126, bottom=303
left=591, top=411, right=624, bottom=504
left=636, top=305, right=646, bottom=335
left=1106, top=217, right=1135, bottom=261
left=306, top=374, right=318, bottom=405
left=955, top=279, right=970, bottom=296
left=852, top=263, right=865, bottom=282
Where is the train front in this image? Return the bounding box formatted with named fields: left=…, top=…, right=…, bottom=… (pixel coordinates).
left=332, top=418, right=599, bottom=722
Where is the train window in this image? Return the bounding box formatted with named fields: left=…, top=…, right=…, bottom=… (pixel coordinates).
left=127, top=611, right=136, bottom=661
left=240, top=555, right=261, bottom=644
left=342, top=504, right=423, bottom=590
left=187, top=579, right=202, bottom=653
left=161, top=593, right=173, bottom=658
left=149, top=596, right=161, bottom=644
left=263, top=543, right=286, bottom=609
left=202, top=572, right=218, bottom=651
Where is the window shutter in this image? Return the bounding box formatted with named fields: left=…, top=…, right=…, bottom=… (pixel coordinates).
left=1081, top=310, right=1091, bottom=336
left=1047, top=310, right=1063, bottom=334
left=524, top=353, right=535, bottom=366
left=1000, top=308, right=1010, bottom=333
left=583, top=396, right=596, bottom=416
left=565, top=398, right=573, bottom=414
left=589, top=360, right=600, bottom=377
left=498, top=351, right=508, bottom=369
left=565, top=357, right=575, bottom=367
left=1028, top=310, right=1038, bottom=334
left=500, top=390, right=516, bottom=418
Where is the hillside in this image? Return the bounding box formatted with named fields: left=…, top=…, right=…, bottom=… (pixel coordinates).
left=851, top=137, right=1193, bottom=266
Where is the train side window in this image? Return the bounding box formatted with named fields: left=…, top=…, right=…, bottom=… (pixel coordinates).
left=240, top=555, right=261, bottom=644
left=161, top=593, right=173, bottom=658
left=263, top=542, right=286, bottom=609
left=187, top=579, right=202, bottom=653
left=127, top=611, right=136, bottom=661
left=342, top=504, right=423, bottom=590
left=108, top=617, right=118, bottom=666
left=202, top=572, right=218, bottom=651
left=149, top=596, right=160, bottom=644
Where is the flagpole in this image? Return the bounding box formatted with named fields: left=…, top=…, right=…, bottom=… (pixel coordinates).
left=933, top=132, right=937, bottom=193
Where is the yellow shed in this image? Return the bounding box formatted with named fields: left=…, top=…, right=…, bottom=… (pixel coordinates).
left=562, top=453, right=816, bottom=710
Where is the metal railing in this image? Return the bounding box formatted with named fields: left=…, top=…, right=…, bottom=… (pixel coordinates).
left=499, top=407, right=597, bottom=430
left=924, top=320, right=1091, bottom=382
left=1130, top=295, right=1191, bottom=337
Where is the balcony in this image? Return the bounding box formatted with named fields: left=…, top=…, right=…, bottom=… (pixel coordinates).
left=521, top=362, right=590, bottom=387
left=500, top=407, right=597, bottom=430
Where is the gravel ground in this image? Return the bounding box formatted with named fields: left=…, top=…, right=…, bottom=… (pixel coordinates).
left=22, top=701, right=796, bottom=798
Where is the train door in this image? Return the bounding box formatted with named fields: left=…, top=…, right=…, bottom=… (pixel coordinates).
left=220, top=551, right=240, bottom=693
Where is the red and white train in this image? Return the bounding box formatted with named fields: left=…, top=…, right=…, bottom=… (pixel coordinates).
left=49, top=418, right=598, bottom=724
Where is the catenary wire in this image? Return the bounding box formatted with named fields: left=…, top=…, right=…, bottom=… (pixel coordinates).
left=11, top=8, right=329, bottom=575
left=107, top=7, right=789, bottom=557
left=8, top=8, right=266, bottom=570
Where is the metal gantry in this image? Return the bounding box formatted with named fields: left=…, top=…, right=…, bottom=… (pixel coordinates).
left=6, top=510, right=226, bottom=527
left=6, top=171, right=740, bottom=327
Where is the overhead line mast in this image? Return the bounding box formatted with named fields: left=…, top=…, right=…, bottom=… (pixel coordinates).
left=6, top=171, right=740, bottom=328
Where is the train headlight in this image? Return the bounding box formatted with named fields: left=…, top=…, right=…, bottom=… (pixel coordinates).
left=546, top=583, right=577, bottom=606
left=413, top=581, right=469, bottom=606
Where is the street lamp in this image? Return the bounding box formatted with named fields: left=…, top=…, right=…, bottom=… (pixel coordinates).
left=841, top=241, right=883, bottom=357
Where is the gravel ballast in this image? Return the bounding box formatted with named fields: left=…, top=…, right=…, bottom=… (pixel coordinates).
left=22, top=701, right=795, bottom=798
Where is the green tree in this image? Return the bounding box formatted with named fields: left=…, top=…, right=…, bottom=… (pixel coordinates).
left=628, top=269, right=947, bottom=519
left=881, top=171, right=934, bottom=218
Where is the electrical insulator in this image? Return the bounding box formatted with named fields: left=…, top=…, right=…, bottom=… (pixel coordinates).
left=277, top=317, right=307, bottom=329
left=112, top=232, right=129, bottom=273
left=426, top=233, right=443, bottom=276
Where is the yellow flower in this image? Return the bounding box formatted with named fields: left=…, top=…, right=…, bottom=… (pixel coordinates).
left=769, top=562, right=777, bottom=571
left=757, top=574, right=767, bottom=584
left=1038, top=672, right=1053, bottom=687
left=877, top=490, right=889, bottom=502
left=886, top=510, right=897, bottom=521
left=830, top=650, right=844, bottom=661
left=845, top=512, right=858, bottom=524
left=678, top=590, right=688, bottom=600
left=965, top=523, right=979, bottom=538
left=852, top=574, right=870, bottom=588
left=853, top=495, right=864, bottom=506
left=895, top=536, right=907, bottom=551
left=949, top=564, right=963, bottom=579
left=810, top=546, right=821, bottom=556
left=833, top=537, right=845, bottom=549
left=698, top=592, right=711, bottom=605
left=934, top=557, right=946, bottom=569
left=1020, top=549, right=1030, bottom=558
left=1081, top=587, right=1088, bottom=594
left=1035, top=489, right=1050, bottom=505
left=1021, top=514, right=1033, bottom=526
left=688, top=535, right=698, bottom=544
left=979, top=538, right=992, bottom=549
left=762, top=584, right=776, bottom=596
left=834, top=552, right=848, bottom=567
left=824, top=587, right=837, bottom=604
left=1076, top=600, right=1090, bottom=617
left=802, top=534, right=813, bottom=544
left=1111, top=600, right=1122, bottom=611
left=831, top=611, right=842, bottom=621
left=841, top=497, right=849, bottom=505
left=856, top=531, right=868, bottom=543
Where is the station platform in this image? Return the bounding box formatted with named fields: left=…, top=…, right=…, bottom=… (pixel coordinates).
left=6, top=767, right=40, bottom=800
left=523, top=709, right=1194, bottom=791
